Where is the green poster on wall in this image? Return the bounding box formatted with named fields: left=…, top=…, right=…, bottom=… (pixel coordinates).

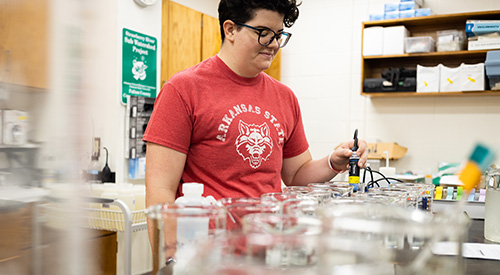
left=122, top=28, right=157, bottom=104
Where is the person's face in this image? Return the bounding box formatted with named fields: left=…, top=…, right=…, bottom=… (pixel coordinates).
left=234, top=9, right=284, bottom=76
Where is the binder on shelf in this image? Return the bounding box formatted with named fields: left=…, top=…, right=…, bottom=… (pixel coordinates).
left=465, top=20, right=500, bottom=38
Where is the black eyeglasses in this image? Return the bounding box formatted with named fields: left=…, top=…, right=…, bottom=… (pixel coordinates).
left=234, top=22, right=292, bottom=48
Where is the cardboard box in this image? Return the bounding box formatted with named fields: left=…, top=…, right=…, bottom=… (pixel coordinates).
left=367, top=142, right=407, bottom=160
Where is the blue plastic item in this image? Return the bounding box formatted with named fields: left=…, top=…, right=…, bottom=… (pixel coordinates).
left=400, top=10, right=415, bottom=18
left=384, top=11, right=399, bottom=20
left=399, top=1, right=416, bottom=11
left=415, top=8, right=431, bottom=17
left=485, top=50, right=500, bottom=77
left=384, top=3, right=399, bottom=12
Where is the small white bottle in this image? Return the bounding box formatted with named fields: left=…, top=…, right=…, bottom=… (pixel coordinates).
left=174, top=183, right=215, bottom=271
left=175, top=182, right=216, bottom=206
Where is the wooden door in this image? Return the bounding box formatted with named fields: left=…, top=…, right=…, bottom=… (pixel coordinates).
left=201, top=14, right=221, bottom=61
left=162, top=1, right=202, bottom=83
left=265, top=50, right=281, bottom=81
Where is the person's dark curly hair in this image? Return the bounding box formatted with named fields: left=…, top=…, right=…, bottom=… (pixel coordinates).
left=218, top=0, right=301, bottom=42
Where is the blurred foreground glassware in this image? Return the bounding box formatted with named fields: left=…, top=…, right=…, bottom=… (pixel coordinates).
left=283, top=186, right=336, bottom=204
left=319, top=203, right=469, bottom=275
left=218, top=197, right=279, bottom=232
left=146, top=203, right=226, bottom=274
left=283, top=198, right=320, bottom=217
left=180, top=231, right=391, bottom=275
left=393, top=182, right=435, bottom=212
left=308, top=182, right=348, bottom=198
left=369, top=186, right=415, bottom=208
left=353, top=192, right=406, bottom=207
left=327, top=181, right=355, bottom=196
left=242, top=213, right=322, bottom=267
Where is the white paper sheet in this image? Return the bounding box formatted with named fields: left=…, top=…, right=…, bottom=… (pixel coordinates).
left=432, top=242, right=500, bottom=261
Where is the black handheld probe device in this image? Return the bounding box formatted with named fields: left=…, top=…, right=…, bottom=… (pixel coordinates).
left=348, top=129, right=360, bottom=185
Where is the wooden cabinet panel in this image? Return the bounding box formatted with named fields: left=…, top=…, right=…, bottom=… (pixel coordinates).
left=201, top=14, right=222, bottom=62
left=265, top=50, right=281, bottom=81
left=165, top=1, right=202, bottom=82
left=0, top=0, right=49, bottom=89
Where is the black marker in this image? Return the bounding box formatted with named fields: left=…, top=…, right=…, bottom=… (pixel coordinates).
left=348, top=129, right=360, bottom=185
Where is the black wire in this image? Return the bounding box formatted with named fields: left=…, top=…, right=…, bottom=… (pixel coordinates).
left=364, top=166, right=404, bottom=188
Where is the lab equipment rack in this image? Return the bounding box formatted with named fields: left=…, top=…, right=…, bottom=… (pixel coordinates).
left=83, top=197, right=147, bottom=275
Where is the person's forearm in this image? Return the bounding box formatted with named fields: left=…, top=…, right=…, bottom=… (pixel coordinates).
left=289, top=156, right=341, bottom=186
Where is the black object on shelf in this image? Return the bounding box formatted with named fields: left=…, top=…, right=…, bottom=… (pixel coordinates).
left=363, top=67, right=417, bottom=93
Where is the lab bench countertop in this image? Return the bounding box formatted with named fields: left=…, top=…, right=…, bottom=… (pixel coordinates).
left=466, top=219, right=500, bottom=275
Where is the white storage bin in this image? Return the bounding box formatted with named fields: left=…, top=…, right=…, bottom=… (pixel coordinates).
left=417, top=65, right=440, bottom=93
left=363, top=27, right=384, bottom=56
left=460, top=63, right=485, bottom=91
left=405, top=36, right=435, bottom=53
left=439, top=64, right=462, bottom=92
left=383, top=26, right=409, bottom=55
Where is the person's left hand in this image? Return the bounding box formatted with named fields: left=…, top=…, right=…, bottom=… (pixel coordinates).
left=329, top=139, right=368, bottom=172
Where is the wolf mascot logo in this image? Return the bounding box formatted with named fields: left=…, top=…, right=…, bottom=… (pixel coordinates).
left=235, top=121, right=273, bottom=169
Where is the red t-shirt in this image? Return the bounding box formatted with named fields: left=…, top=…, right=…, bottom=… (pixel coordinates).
left=143, top=55, right=309, bottom=200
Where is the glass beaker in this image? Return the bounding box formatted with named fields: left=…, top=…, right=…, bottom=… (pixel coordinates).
left=393, top=182, right=435, bottom=212
left=328, top=182, right=355, bottom=197
left=180, top=232, right=319, bottom=275
left=218, top=197, right=279, bottom=232
left=242, top=213, right=323, bottom=267
left=145, top=203, right=226, bottom=274
left=286, top=187, right=336, bottom=204
left=353, top=192, right=406, bottom=207
left=368, top=187, right=414, bottom=208
left=319, top=203, right=469, bottom=275
left=484, top=168, right=500, bottom=242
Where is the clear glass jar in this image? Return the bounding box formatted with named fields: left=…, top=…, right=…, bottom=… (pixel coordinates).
left=145, top=203, right=226, bottom=274
left=319, top=203, right=469, bottom=275
left=393, top=182, right=435, bottom=212
left=484, top=168, right=500, bottom=242
left=218, top=197, right=279, bottom=232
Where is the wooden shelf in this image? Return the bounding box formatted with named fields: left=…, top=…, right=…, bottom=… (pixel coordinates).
left=362, top=90, right=500, bottom=98
left=361, top=10, right=500, bottom=97
left=363, top=10, right=500, bottom=28
left=363, top=50, right=490, bottom=60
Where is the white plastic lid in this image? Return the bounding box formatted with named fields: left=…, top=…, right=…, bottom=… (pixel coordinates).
left=182, top=182, right=204, bottom=197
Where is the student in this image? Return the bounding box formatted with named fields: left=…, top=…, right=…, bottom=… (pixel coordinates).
left=143, top=0, right=367, bottom=257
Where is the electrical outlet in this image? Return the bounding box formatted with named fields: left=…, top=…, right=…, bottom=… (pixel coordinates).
left=92, top=137, right=101, bottom=158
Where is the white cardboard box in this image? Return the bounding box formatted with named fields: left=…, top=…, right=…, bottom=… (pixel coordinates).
left=383, top=26, right=409, bottom=55
left=417, top=64, right=440, bottom=92
left=3, top=110, right=28, bottom=145
left=461, top=63, right=485, bottom=91
left=363, top=27, right=384, bottom=56
left=439, top=64, right=462, bottom=92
